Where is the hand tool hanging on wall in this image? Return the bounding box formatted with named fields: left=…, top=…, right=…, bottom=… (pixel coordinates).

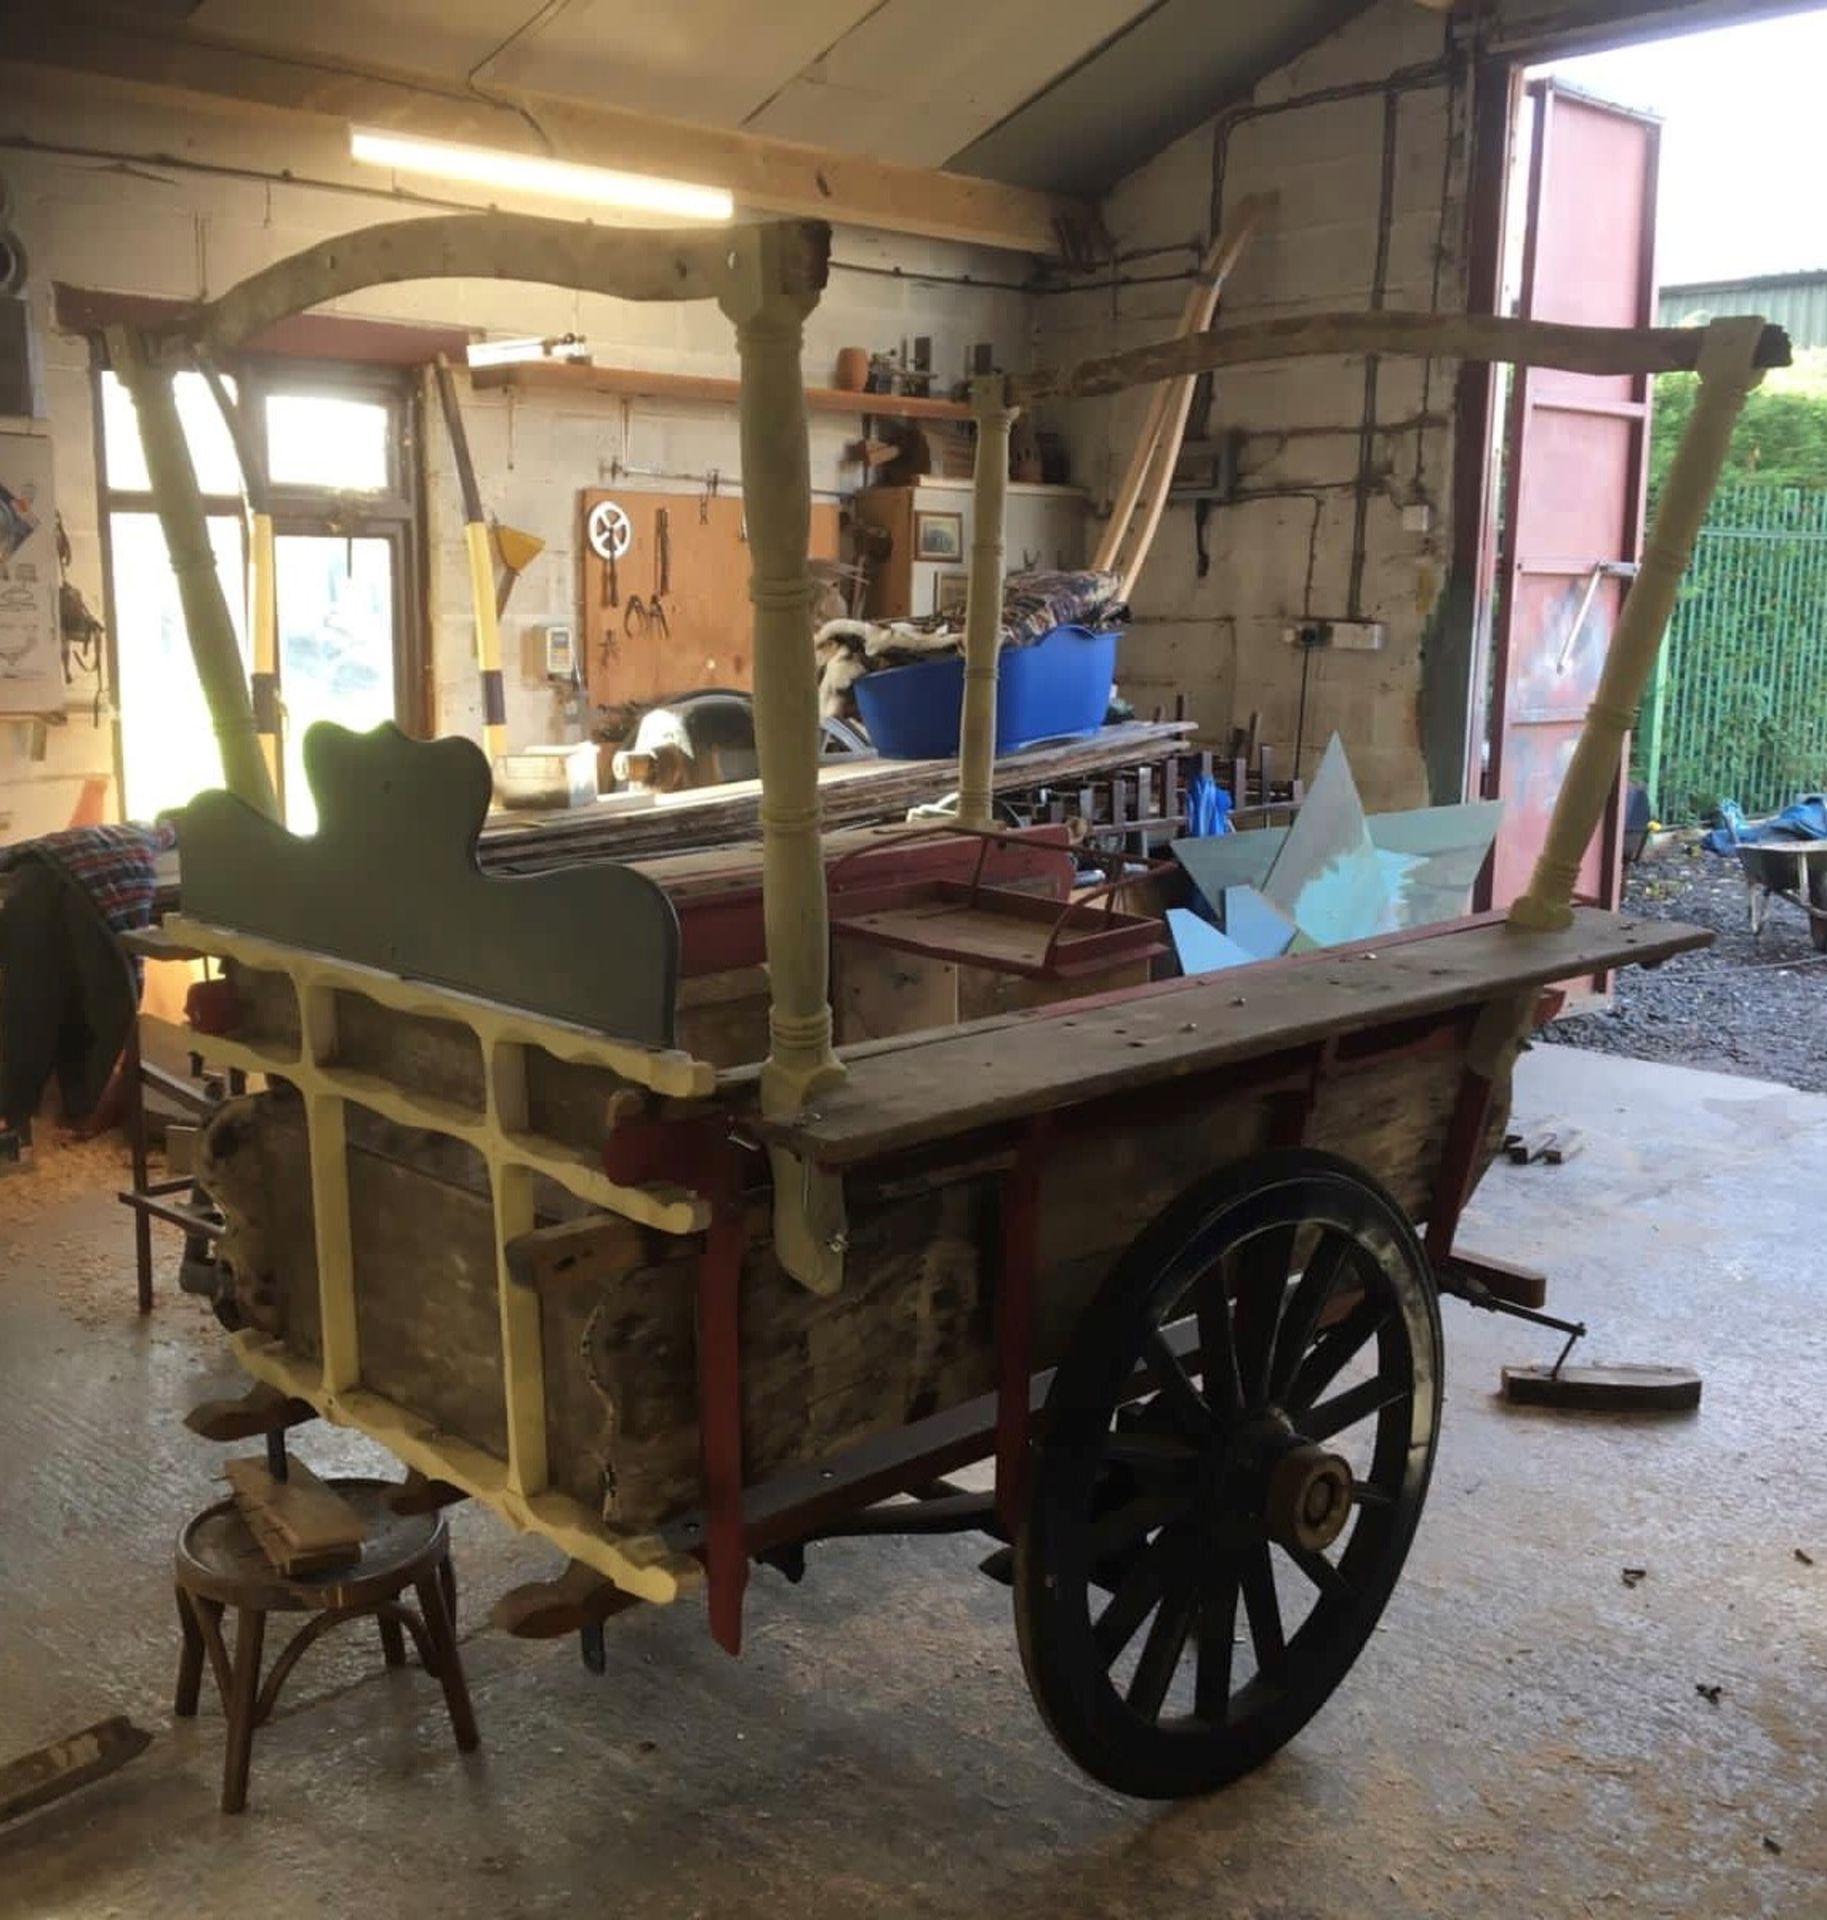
left=434, top=356, right=509, bottom=763
left=198, top=359, right=282, bottom=802
left=494, top=523, right=546, bottom=619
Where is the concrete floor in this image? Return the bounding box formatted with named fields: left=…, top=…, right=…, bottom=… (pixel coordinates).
left=0, top=1045, right=1821, bottom=1919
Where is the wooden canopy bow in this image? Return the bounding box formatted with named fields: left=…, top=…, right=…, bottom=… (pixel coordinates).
left=957, top=307, right=1787, bottom=935
left=120, top=206, right=1785, bottom=1296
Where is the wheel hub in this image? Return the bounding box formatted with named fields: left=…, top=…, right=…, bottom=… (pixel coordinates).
left=1263, top=1442, right=1354, bottom=1552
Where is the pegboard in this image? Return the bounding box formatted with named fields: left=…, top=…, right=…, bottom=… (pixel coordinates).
left=581, top=488, right=839, bottom=710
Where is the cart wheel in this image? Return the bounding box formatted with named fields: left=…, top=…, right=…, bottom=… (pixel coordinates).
left=1809, top=867, right=1827, bottom=953
left=1014, top=1148, right=1442, bottom=1799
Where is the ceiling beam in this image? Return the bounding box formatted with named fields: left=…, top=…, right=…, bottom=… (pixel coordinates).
left=8, top=17, right=1100, bottom=259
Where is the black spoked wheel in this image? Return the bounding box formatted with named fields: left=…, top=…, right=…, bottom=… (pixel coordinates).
left=1014, top=1148, right=1443, bottom=1799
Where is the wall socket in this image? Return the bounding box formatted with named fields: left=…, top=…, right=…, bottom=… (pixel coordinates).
left=1282, top=620, right=1386, bottom=652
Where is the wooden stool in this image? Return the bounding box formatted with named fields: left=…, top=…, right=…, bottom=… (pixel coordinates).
left=173, top=1475, right=478, bottom=1812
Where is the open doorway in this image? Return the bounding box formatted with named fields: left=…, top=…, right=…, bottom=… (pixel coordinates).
left=1470, top=9, right=1827, bottom=890
left=1470, top=6, right=1827, bottom=1094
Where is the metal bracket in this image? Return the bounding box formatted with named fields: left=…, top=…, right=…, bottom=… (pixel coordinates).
left=1439, top=1266, right=1586, bottom=1377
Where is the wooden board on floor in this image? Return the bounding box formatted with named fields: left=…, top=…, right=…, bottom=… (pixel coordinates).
left=756, top=911, right=1712, bottom=1167
left=582, top=489, right=839, bottom=709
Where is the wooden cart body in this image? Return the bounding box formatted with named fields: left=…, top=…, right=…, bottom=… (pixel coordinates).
left=117, top=208, right=1777, bottom=1778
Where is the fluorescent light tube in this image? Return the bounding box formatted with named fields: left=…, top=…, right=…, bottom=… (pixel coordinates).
left=351, top=127, right=733, bottom=222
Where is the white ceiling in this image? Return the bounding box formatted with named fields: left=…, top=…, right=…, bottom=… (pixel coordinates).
left=161, top=0, right=1376, bottom=191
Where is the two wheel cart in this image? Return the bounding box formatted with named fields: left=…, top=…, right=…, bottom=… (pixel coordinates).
left=114, top=213, right=1779, bottom=1797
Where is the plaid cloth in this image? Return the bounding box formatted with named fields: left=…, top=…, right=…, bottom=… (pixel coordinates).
left=0, top=822, right=176, bottom=935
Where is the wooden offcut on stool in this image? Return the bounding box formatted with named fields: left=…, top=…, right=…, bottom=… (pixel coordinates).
left=173, top=1475, right=476, bottom=1813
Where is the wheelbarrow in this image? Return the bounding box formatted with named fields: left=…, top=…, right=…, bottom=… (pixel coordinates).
left=1734, top=838, right=1827, bottom=951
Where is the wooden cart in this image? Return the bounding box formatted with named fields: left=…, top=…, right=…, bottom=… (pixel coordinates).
left=115, top=214, right=1782, bottom=1799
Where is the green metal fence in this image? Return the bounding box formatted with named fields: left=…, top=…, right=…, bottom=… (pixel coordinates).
left=1642, top=484, right=1827, bottom=823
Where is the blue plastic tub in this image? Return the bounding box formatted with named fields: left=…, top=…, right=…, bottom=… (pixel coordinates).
left=852, top=624, right=1118, bottom=761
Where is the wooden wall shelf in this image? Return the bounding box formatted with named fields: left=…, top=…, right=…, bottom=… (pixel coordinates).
left=471, top=359, right=973, bottom=422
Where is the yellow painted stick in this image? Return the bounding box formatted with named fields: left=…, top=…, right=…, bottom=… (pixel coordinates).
left=1511, top=316, right=1767, bottom=931
left=435, top=358, right=508, bottom=764
left=249, top=510, right=280, bottom=791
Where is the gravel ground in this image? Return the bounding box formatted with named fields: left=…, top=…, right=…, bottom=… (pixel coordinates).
left=1541, top=844, right=1827, bottom=1093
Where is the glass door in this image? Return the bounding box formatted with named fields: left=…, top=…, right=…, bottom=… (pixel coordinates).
left=273, top=535, right=397, bottom=833
left=256, top=366, right=422, bottom=831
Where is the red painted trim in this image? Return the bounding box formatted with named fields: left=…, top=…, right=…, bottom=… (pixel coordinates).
left=696, top=1156, right=749, bottom=1656
left=993, top=1115, right=1051, bottom=1535
left=674, top=826, right=1074, bottom=978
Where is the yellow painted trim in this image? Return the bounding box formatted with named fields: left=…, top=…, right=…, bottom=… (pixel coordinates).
left=231, top=1333, right=701, bottom=1604
left=163, top=914, right=714, bottom=1098
left=167, top=912, right=718, bottom=1601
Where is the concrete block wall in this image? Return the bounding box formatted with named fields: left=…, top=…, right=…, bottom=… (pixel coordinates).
left=1033, top=0, right=1469, bottom=809
left=0, top=67, right=1034, bottom=832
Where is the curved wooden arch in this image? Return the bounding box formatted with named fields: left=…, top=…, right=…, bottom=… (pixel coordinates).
left=146, top=213, right=831, bottom=358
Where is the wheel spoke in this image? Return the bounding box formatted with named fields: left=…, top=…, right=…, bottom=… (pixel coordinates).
left=1194, top=1558, right=1240, bottom=1724
left=1304, top=1371, right=1411, bottom=1443
left=1351, top=1478, right=1395, bottom=1508
left=1125, top=1539, right=1201, bottom=1721
left=1234, top=1225, right=1297, bottom=1406
left=1087, top=1486, right=1188, bottom=1564
left=1103, top=1430, right=1200, bottom=1474
left=1283, top=1296, right=1390, bottom=1414
left=1191, top=1267, right=1245, bottom=1422
left=1094, top=1526, right=1176, bottom=1662
left=1239, top=1541, right=1285, bottom=1684
left=1269, top=1230, right=1354, bottom=1399
left=1143, top=1328, right=1219, bottom=1438
left=1283, top=1541, right=1351, bottom=1600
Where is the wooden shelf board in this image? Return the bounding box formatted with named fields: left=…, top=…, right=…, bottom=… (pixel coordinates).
left=472, top=359, right=973, bottom=422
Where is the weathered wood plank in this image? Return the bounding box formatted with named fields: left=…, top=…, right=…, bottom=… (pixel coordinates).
left=755, top=911, right=1708, bottom=1167
left=0, top=1718, right=152, bottom=1826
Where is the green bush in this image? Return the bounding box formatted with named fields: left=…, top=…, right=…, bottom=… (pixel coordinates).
left=1650, top=348, right=1827, bottom=498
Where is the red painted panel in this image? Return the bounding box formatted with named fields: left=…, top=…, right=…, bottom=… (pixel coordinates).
left=1488, top=83, right=1659, bottom=933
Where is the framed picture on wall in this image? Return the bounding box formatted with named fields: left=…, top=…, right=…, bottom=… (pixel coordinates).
left=914, top=510, right=964, bottom=562
left=932, top=570, right=969, bottom=617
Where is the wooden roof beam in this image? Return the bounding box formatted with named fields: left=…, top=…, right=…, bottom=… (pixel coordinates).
left=7, top=20, right=1100, bottom=260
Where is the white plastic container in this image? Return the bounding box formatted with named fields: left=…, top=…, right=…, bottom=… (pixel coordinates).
left=492, top=742, right=599, bottom=810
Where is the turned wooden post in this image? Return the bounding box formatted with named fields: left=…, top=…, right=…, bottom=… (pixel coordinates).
left=957, top=376, right=1016, bottom=830
left=721, top=229, right=848, bottom=1291
left=110, top=327, right=278, bottom=820
left=1510, top=316, right=1767, bottom=930
left=720, top=235, right=844, bottom=1113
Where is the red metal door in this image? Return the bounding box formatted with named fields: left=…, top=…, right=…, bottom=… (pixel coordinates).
left=1486, top=81, right=1659, bottom=917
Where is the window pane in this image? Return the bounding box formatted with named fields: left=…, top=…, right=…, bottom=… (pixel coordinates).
left=112, top=512, right=248, bottom=820
left=276, top=535, right=396, bottom=833
left=266, top=393, right=390, bottom=492
left=101, top=371, right=243, bottom=496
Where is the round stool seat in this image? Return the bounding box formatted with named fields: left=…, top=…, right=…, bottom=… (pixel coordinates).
left=172, top=1471, right=477, bottom=1812
left=176, top=1478, right=447, bottom=1614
